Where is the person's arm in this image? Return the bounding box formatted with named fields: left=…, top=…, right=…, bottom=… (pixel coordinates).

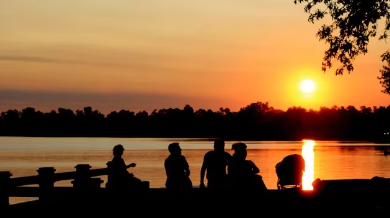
left=185, top=167, right=190, bottom=177
left=225, top=153, right=232, bottom=174
left=118, top=158, right=128, bottom=170
left=183, top=156, right=190, bottom=177
left=251, top=161, right=260, bottom=174
left=200, top=154, right=208, bottom=186
left=126, top=163, right=136, bottom=168
left=226, top=152, right=232, bottom=166
left=164, top=159, right=170, bottom=177
left=119, top=158, right=136, bottom=169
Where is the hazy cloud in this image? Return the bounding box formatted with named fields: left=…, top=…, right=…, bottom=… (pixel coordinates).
left=0, top=89, right=231, bottom=114
left=0, top=51, right=231, bottom=75
left=0, top=55, right=62, bottom=63
left=0, top=55, right=126, bottom=67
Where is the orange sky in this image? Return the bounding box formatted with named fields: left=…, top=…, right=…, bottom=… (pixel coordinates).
left=0, top=0, right=389, bottom=114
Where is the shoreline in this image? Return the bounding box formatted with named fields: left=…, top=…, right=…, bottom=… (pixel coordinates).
left=0, top=135, right=385, bottom=144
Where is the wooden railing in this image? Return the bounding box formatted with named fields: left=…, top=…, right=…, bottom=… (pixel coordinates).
left=1, top=163, right=389, bottom=210
left=0, top=163, right=149, bottom=208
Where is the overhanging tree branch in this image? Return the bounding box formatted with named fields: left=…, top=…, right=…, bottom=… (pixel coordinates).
left=294, top=0, right=390, bottom=94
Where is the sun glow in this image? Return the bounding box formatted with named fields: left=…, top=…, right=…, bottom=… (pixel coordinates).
left=302, top=140, right=315, bottom=190
left=300, top=79, right=315, bottom=93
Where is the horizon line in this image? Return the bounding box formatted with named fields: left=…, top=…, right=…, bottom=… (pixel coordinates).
left=1, top=102, right=390, bottom=116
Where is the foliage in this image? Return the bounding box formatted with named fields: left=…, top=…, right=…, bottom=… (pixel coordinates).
left=294, top=0, right=390, bottom=94
left=0, top=102, right=390, bottom=141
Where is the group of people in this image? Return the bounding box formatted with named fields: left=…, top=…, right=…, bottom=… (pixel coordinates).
left=108, top=139, right=304, bottom=190
left=164, top=139, right=265, bottom=190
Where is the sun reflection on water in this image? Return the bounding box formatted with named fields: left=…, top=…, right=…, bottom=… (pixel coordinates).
left=302, top=140, right=315, bottom=190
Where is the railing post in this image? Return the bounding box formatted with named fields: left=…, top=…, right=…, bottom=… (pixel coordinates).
left=72, top=164, right=103, bottom=188
left=37, top=167, right=56, bottom=206
left=72, top=164, right=91, bottom=188
left=0, top=171, right=12, bottom=208
left=71, top=164, right=103, bottom=208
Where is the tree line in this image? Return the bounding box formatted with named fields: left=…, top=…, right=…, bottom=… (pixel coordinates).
left=0, top=102, right=389, bottom=141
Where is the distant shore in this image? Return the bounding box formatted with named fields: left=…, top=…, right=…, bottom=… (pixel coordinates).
left=0, top=134, right=386, bottom=143
left=1, top=103, right=389, bottom=143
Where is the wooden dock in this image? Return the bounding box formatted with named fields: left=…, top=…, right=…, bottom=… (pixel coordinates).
left=1, top=163, right=390, bottom=216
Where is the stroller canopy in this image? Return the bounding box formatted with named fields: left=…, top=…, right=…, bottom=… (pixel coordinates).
left=275, top=154, right=305, bottom=187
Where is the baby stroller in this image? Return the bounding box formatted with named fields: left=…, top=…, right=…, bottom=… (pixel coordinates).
left=275, top=154, right=305, bottom=190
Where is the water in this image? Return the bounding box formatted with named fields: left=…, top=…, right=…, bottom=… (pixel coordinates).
left=0, top=137, right=389, bottom=204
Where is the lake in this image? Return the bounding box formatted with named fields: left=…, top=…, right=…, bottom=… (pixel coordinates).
left=0, top=137, right=389, bottom=204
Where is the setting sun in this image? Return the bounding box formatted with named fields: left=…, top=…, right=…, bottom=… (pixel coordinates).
left=300, top=79, right=315, bottom=93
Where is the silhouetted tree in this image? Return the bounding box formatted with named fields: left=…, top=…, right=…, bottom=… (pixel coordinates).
left=294, top=0, right=390, bottom=94
left=0, top=102, right=389, bottom=140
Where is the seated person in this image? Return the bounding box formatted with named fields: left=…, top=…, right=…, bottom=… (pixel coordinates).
left=164, top=143, right=192, bottom=190
left=108, top=144, right=140, bottom=188
left=228, top=143, right=266, bottom=190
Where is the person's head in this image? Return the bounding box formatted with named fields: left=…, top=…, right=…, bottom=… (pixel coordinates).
left=113, top=144, right=124, bottom=157
left=214, top=139, right=225, bottom=152
left=168, top=142, right=181, bottom=155
left=232, top=143, right=247, bottom=160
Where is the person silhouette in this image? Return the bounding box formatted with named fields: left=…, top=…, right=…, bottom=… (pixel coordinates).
left=108, top=144, right=138, bottom=188
left=228, top=143, right=266, bottom=190
left=200, top=139, right=231, bottom=188
left=164, top=143, right=192, bottom=190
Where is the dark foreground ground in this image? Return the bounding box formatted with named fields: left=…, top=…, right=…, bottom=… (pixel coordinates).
left=7, top=188, right=390, bottom=217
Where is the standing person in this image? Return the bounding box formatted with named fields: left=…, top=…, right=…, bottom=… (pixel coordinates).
left=200, top=139, right=231, bottom=188
left=164, top=143, right=192, bottom=190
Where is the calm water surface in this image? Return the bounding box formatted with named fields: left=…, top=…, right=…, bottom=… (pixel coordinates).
left=0, top=137, right=389, bottom=204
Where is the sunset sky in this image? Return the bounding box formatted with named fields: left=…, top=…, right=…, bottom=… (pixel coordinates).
left=1, top=0, right=389, bottom=114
